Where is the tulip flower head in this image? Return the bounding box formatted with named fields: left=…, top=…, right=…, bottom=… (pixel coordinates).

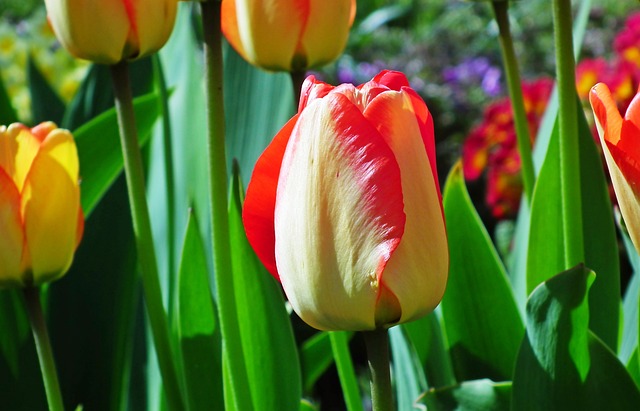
left=590, top=84, right=640, bottom=252
left=0, top=123, right=83, bottom=288
left=44, top=0, right=178, bottom=64
left=221, top=0, right=356, bottom=72
left=243, top=71, right=449, bottom=331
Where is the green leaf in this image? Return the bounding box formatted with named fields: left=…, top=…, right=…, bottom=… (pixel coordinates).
left=403, top=313, right=456, bottom=389
left=512, top=265, right=640, bottom=410
left=301, top=332, right=338, bottom=393
left=27, top=56, right=65, bottom=125
left=228, top=165, right=302, bottom=411
left=441, top=161, right=523, bottom=381
left=300, top=399, right=319, bottom=411
left=75, top=91, right=161, bottom=216
left=329, top=332, right=364, bottom=411
left=0, top=70, right=18, bottom=124
left=417, top=379, right=511, bottom=411
left=175, top=210, right=223, bottom=411
left=526, top=104, right=620, bottom=350
left=390, top=326, right=427, bottom=411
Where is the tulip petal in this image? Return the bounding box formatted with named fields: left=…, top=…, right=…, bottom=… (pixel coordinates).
left=0, top=168, right=25, bottom=288
left=591, top=83, right=640, bottom=251
left=0, top=124, right=41, bottom=192
left=22, top=130, right=81, bottom=285
left=301, top=0, right=354, bottom=69
left=222, top=0, right=306, bottom=71
left=45, top=0, right=130, bottom=64
left=243, top=114, right=300, bottom=279
left=363, top=89, right=448, bottom=324
left=274, top=93, right=406, bottom=330
left=127, top=0, right=177, bottom=59
left=299, top=76, right=335, bottom=112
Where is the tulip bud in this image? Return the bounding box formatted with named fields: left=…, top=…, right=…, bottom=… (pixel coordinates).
left=243, top=71, right=449, bottom=331
left=44, top=0, right=178, bottom=65
left=0, top=123, right=83, bottom=288
left=590, top=83, right=640, bottom=252
left=221, top=0, right=356, bottom=72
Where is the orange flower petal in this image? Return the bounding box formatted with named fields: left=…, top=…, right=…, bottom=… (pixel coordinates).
left=0, top=168, right=25, bottom=288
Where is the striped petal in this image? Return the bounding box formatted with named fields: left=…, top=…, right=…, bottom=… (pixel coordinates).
left=363, top=89, right=448, bottom=324
left=590, top=83, right=640, bottom=251
left=274, top=93, right=406, bottom=330
left=22, top=129, right=81, bottom=285
left=243, top=114, right=299, bottom=279
left=0, top=168, right=25, bottom=288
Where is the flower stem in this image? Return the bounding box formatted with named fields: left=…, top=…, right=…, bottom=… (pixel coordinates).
left=110, top=61, right=185, bottom=411
left=23, top=287, right=64, bottom=411
left=200, top=2, right=253, bottom=410
left=492, top=1, right=535, bottom=204
left=363, top=329, right=394, bottom=411
left=552, top=0, right=584, bottom=267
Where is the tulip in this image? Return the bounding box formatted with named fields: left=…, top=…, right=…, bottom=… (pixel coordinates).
left=0, top=123, right=83, bottom=288
left=221, top=0, right=356, bottom=72
left=590, top=83, right=640, bottom=252
left=242, top=71, right=449, bottom=331
left=44, top=0, right=178, bottom=65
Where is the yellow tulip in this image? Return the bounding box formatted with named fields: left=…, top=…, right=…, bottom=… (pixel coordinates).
left=222, top=0, right=356, bottom=71
left=0, top=123, right=83, bottom=288
left=44, top=0, right=178, bottom=64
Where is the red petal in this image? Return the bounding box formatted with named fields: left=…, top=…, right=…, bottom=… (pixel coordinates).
left=371, top=70, right=410, bottom=91
left=299, top=75, right=334, bottom=112
left=242, top=114, right=300, bottom=280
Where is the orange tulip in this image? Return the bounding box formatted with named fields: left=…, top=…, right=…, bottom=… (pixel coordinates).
left=221, top=0, right=356, bottom=71
left=590, top=83, right=640, bottom=252
left=44, top=0, right=177, bottom=64
left=243, top=71, right=448, bottom=331
left=0, top=123, right=83, bottom=288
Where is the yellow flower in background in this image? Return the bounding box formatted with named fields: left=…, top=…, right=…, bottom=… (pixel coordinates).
left=44, top=0, right=178, bottom=64
left=0, top=122, right=83, bottom=288
left=222, top=0, right=356, bottom=72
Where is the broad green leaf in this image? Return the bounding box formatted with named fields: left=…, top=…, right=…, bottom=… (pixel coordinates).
left=75, top=92, right=161, bottom=216
left=229, top=166, right=302, bottom=411
left=526, top=105, right=620, bottom=350
left=27, top=56, right=65, bottom=125
left=175, top=210, right=223, bottom=411
left=417, top=379, right=511, bottom=411
left=0, top=70, right=18, bottom=124
left=223, top=44, right=295, bottom=184
left=403, top=313, right=456, bottom=389
left=627, top=350, right=640, bottom=389
left=508, top=0, right=593, bottom=312
left=621, top=256, right=639, bottom=364
left=390, top=326, right=427, bottom=411
left=513, top=265, right=640, bottom=410
left=441, top=162, right=523, bottom=381
left=300, top=399, right=319, bottom=411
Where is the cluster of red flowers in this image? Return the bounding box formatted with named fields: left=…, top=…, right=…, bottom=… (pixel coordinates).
left=462, top=78, right=553, bottom=219
left=576, top=13, right=640, bottom=112
left=464, top=12, right=640, bottom=220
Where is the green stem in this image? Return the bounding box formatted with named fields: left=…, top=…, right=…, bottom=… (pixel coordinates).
left=200, top=2, right=253, bottom=410
left=110, top=61, right=185, bottom=411
left=492, top=1, right=535, bottom=204
left=329, top=332, right=365, bottom=411
left=23, top=287, right=64, bottom=411
left=363, top=329, right=394, bottom=411
left=552, top=0, right=584, bottom=267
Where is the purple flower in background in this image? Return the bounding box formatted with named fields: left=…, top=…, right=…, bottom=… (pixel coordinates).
left=443, top=57, right=503, bottom=97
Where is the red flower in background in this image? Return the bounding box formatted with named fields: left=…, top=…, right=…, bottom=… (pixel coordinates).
left=462, top=78, right=553, bottom=219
